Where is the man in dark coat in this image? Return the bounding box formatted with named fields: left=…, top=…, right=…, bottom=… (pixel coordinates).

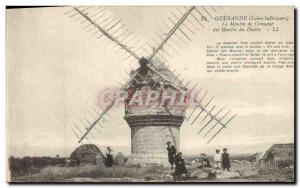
left=221, top=148, right=231, bottom=171
left=166, top=141, right=176, bottom=169
left=105, top=147, right=113, bottom=167
left=174, top=152, right=188, bottom=181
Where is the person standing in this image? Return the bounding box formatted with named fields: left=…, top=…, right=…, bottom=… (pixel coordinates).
left=174, top=152, right=188, bottom=181
left=221, top=148, right=231, bottom=171
left=166, top=141, right=176, bottom=169
left=105, top=147, right=113, bottom=167
left=214, top=149, right=222, bottom=169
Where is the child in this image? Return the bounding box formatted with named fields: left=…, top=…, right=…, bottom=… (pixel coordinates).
left=221, top=148, right=231, bottom=171
left=214, top=149, right=221, bottom=169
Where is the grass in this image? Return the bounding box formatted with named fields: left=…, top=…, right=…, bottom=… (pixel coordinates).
left=10, top=162, right=295, bottom=182
left=11, top=164, right=168, bottom=182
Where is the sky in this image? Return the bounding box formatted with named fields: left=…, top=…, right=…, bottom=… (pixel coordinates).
left=6, top=6, right=294, bottom=157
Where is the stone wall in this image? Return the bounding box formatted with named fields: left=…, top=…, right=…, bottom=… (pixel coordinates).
left=125, top=115, right=183, bottom=166
left=131, top=125, right=180, bottom=153
left=126, top=126, right=180, bottom=166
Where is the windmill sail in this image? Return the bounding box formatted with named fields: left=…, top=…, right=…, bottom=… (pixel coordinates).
left=143, top=6, right=236, bottom=143
left=72, top=7, right=141, bottom=60
left=65, top=6, right=148, bottom=143
left=148, top=63, right=237, bottom=143
left=66, top=6, right=235, bottom=144
left=65, top=6, right=155, bottom=63
left=148, top=6, right=222, bottom=63
left=72, top=70, right=141, bottom=143
left=148, top=6, right=195, bottom=61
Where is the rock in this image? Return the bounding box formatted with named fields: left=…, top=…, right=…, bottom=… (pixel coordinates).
left=165, top=174, right=174, bottom=181
left=207, top=171, right=217, bottom=179
left=190, top=169, right=215, bottom=180
left=144, top=176, right=155, bottom=181
left=217, top=171, right=241, bottom=179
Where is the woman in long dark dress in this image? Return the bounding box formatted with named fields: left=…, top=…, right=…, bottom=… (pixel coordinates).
left=221, top=148, right=231, bottom=171
left=174, top=152, right=188, bottom=181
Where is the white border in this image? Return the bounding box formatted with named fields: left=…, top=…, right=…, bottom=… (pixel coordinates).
left=1, top=0, right=298, bottom=187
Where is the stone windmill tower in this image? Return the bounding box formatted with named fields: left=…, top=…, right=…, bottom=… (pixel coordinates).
left=124, top=60, right=187, bottom=166
left=67, top=6, right=236, bottom=167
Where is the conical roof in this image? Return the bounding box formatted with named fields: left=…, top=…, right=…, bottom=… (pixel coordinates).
left=128, top=57, right=184, bottom=89
left=151, top=57, right=181, bottom=85
left=70, top=144, right=105, bottom=164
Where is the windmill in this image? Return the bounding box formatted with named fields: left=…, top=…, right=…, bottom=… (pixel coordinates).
left=65, top=6, right=236, bottom=166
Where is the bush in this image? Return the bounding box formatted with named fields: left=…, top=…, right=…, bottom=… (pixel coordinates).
left=9, top=156, right=66, bottom=177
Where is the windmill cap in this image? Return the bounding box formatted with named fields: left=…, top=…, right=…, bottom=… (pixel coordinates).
left=138, top=57, right=149, bottom=66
